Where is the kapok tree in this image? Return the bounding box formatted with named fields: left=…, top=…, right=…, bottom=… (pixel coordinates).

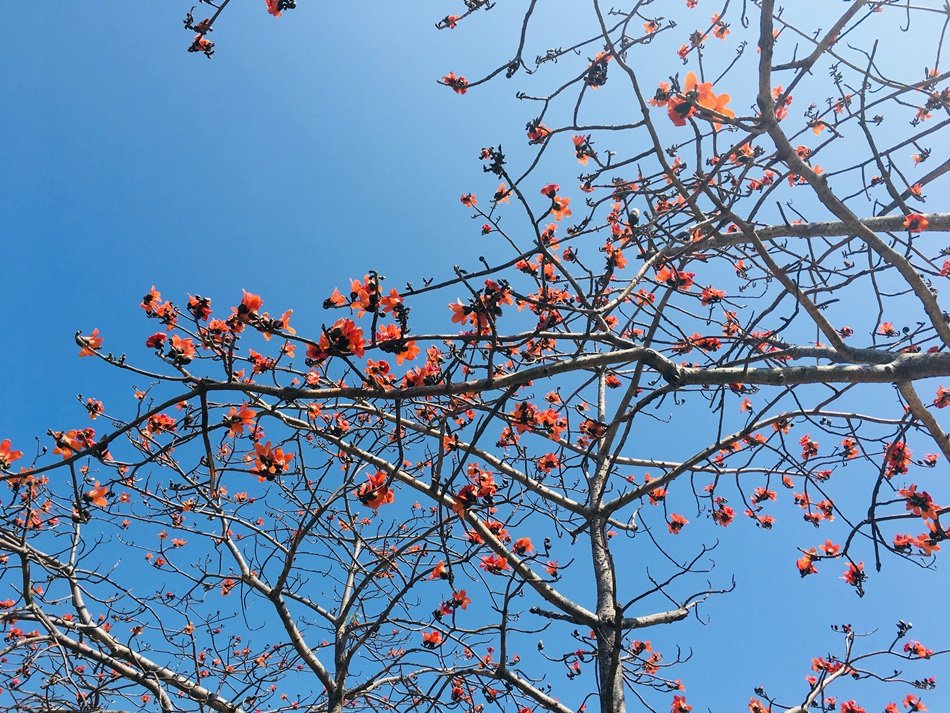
left=1, top=1, right=948, bottom=712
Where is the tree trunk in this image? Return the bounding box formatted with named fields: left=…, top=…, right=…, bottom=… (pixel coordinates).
left=591, top=519, right=626, bottom=713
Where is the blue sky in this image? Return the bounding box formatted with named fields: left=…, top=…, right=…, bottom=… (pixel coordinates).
left=1, top=1, right=947, bottom=710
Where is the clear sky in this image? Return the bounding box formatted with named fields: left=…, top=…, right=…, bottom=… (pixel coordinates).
left=0, top=2, right=947, bottom=710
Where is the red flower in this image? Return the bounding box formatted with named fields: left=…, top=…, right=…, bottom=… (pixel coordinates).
left=934, top=385, right=950, bottom=408
left=145, top=332, right=167, bottom=350
left=264, top=0, right=282, bottom=16
left=884, top=441, right=912, bottom=478
left=902, top=213, right=929, bottom=232
left=460, top=193, right=477, bottom=207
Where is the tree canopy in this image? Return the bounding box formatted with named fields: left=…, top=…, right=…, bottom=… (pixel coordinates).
left=0, top=1, right=948, bottom=712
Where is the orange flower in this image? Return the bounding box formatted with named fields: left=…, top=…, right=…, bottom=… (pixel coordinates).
left=796, top=548, right=818, bottom=577
left=354, top=471, right=395, bottom=510
left=700, top=287, right=725, bottom=305
left=820, top=540, right=841, bottom=556
left=460, top=193, right=478, bottom=207
left=52, top=429, right=94, bottom=459
left=712, top=504, right=735, bottom=526
left=224, top=405, right=256, bottom=437
left=187, top=294, right=212, bottom=321
left=527, top=123, right=551, bottom=142
left=442, top=72, right=469, bottom=94
left=655, top=265, right=695, bottom=290
left=552, top=196, right=572, bottom=221
left=376, top=324, right=419, bottom=365
left=494, top=182, right=511, bottom=204
left=189, top=34, right=214, bottom=55
left=711, top=14, right=730, bottom=39
left=429, top=561, right=449, bottom=580
left=140, top=286, right=162, bottom=314
left=421, top=630, right=443, bottom=648
left=572, top=134, right=594, bottom=165
left=667, top=513, right=688, bottom=534
left=237, top=290, right=263, bottom=321
left=900, top=485, right=939, bottom=520
left=324, top=287, right=348, bottom=308
left=672, top=695, right=693, bottom=713
left=480, top=554, right=509, bottom=574
left=264, top=0, right=282, bottom=16
left=513, top=537, right=533, bottom=555
left=169, top=335, right=197, bottom=365
left=668, top=72, right=733, bottom=128
left=903, top=640, right=934, bottom=659
left=306, top=318, right=366, bottom=362
left=452, top=589, right=471, bottom=609
left=78, top=329, right=103, bottom=357
left=0, top=439, right=23, bottom=470
left=251, top=441, right=294, bottom=478
left=84, top=481, right=109, bottom=508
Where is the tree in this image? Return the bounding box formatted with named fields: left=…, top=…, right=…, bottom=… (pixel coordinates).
left=1, top=1, right=948, bottom=711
